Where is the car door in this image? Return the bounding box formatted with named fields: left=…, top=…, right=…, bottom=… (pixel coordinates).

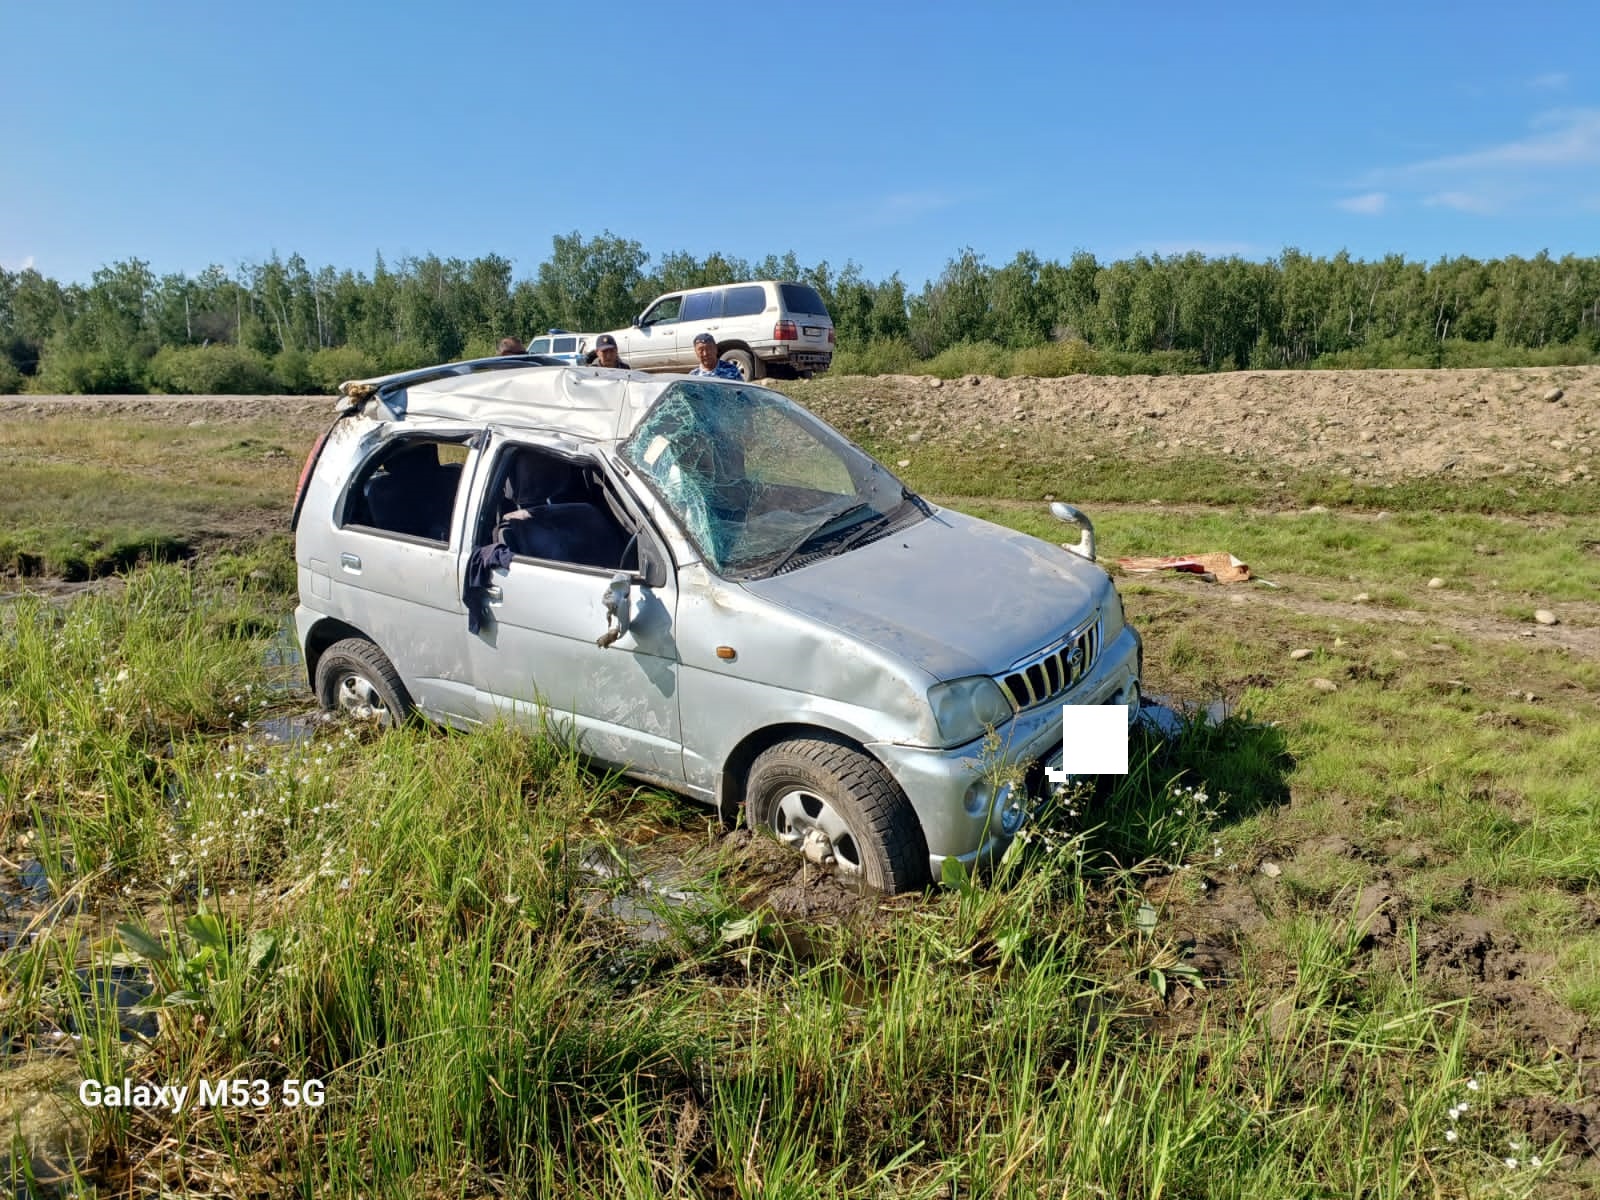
left=465, top=434, right=684, bottom=786
left=325, top=431, right=483, bottom=723
left=627, top=295, right=683, bottom=369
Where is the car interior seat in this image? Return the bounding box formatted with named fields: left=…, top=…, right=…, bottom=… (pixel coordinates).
left=362, top=443, right=460, bottom=540
left=500, top=503, right=628, bottom=569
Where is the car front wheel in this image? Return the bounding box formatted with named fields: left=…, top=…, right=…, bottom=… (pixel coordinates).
left=314, top=637, right=412, bottom=726
left=745, top=736, right=929, bottom=893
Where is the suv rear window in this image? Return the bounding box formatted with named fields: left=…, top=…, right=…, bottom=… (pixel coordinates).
left=682, top=291, right=721, bottom=322
left=779, top=284, right=829, bottom=317
left=723, top=285, right=766, bottom=318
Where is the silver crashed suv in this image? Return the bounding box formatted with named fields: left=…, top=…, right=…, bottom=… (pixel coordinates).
left=291, top=357, right=1141, bottom=892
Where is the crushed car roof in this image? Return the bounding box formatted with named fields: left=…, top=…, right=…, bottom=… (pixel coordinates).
left=338, top=358, right=687, bottom=442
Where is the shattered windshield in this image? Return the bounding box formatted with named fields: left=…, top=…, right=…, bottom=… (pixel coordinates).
left=621, top=380, right=922, bottom=577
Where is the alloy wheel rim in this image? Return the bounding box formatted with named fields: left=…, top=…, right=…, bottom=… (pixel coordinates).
left=770, top=787, right=864, bottom=880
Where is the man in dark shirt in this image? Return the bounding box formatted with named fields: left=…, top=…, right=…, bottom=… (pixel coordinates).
left=588, top=333, right=630, bottom=369
left=690, top=332, right=742, bottom=379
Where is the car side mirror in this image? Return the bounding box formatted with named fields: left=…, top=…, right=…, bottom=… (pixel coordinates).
left=596, top=572, right=633, bottom=648
left=1049, top=501, right=1096, bottom=561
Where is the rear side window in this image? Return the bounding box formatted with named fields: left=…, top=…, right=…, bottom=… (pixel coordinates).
left=779, top=284, right=829, bottom=317
left=681, top=291, right=721, bottom=322
left=723, top=285, right=766, bottom=318
left=342, top=437, right=470, bottom=544
left=552, top=336, right=577, bottom=353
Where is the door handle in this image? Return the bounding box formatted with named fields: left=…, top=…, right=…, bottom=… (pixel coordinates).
left=339, top=553, right=362, bottom=571
left=484, top=585, right=503, bottom=602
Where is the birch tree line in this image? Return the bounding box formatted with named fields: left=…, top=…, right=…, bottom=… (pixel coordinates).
left=1, top=233, right=1595, bottom=392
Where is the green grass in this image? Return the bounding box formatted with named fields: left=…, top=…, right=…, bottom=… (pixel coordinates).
left=873, top=437, right=1600, bottom=517
left=3, top=409, right=1599, bottom=1192
left=0, top=415, right=305, bottom=577
left=0, top=559, right=1579, bottom=1195
left=942, top=501, right=1600, bottom=606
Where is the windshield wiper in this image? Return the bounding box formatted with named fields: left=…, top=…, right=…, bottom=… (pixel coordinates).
left=830, top=505, right=904, bottom=556
left=758, top=502, right=876, bottom=578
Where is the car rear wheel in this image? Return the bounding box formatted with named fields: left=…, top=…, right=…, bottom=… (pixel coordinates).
left=722, top=348, right=759, bottom=381
left=314, top=637, right=412, bottom=726
left=745, top=736, right=929, bottom=893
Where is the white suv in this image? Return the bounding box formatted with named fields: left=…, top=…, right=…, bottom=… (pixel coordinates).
left=604, top=280, right=834, bottom=380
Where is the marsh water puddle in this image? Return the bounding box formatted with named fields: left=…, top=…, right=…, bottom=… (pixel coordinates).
left=1139, top=694, right=1227, bottom=738
left=252, top=712, right=324, bottom=745
left=579, top=836, right=719, bottom=944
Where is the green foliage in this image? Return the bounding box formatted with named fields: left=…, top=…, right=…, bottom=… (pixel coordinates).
left=0, top=357, right=21, bottom=393
left=922, top=340, right=1013, bottom=379
left=147, top=344, right=277, bottom=394
left=1011, top=338, right=1103, bottom=377
left=7, top=242, right=1600, bottom=392
left=374, top=340, right=437, bottom=374
left=459, top=334, right=502, bottom=361
left=533, top=230, right=649, bottom=331
left=306, top=346, right=377, bottom=392
left=28, top=342, right=145, bottom=393
left=1095, top=346, right=1208, bottom=375
left=830, top=336, right=918, bottom=376
left=272, top=347, right=313, bottom=393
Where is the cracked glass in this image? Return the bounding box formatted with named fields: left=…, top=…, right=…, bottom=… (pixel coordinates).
left=621, top=381, right=920, bottom=577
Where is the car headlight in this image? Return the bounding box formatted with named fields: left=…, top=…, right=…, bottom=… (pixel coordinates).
left=928, top=676, right=1013, bottom=746
left=1100, top=583, right=1125, bottom=645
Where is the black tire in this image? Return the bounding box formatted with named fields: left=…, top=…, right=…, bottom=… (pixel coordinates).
left=722, top=348, right=759, bottom=382
left=745, top=736, right=929, bottom=893
left=314, top=637, right=412, bottom=726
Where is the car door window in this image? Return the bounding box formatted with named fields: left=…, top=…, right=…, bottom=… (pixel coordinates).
left=528, top=338, right=551, bottom=354
left=681, top=291, right=721, bottom=322
left=342, top=437, right=470, bottom=544
left=641, top=296, right=683, bottom=326
left=552, top=336, right=577, bottom=354
left=478, top=445, right=643, bottom=574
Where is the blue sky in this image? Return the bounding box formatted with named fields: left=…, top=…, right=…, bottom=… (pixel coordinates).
left=2, top=1, right=1596, bottom=290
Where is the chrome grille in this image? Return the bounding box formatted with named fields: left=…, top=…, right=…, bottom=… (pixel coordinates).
left=998, top=618, right=1100, bottom=710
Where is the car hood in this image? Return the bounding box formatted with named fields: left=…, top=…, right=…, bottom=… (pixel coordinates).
left=743, top=508, right=1106, bottom=682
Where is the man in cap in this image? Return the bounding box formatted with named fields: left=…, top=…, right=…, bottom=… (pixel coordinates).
left=587, top=333, right=630, bottom=369
left=690, top=332, right=742, bottom=379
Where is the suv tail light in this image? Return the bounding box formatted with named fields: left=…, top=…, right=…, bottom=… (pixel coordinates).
left=827, top=328, right=835, bottom=344
left=773, top=320, right=798, bottom=341
left=289, top=426, right=333, bottom=532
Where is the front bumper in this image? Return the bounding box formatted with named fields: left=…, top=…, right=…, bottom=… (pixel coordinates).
left=868, top=624, right=1143, bottom=877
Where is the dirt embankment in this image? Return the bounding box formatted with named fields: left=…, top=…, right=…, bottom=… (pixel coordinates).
left=803, top=365, right=1600, bottom=483
left=4, top=364, right=1597, bottom=486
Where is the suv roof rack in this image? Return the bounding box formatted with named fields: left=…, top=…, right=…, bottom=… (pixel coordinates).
left=337, top=354, right=565, bottom=410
